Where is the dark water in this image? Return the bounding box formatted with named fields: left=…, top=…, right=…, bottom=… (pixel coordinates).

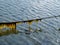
left=0, top=0, right=60, bottom=45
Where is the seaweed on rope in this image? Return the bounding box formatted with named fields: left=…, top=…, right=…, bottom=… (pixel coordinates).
left=0, top=15, right=60, bottom=36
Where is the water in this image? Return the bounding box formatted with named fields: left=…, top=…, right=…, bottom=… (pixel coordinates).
left=0, top=0, right=60, bottom=45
